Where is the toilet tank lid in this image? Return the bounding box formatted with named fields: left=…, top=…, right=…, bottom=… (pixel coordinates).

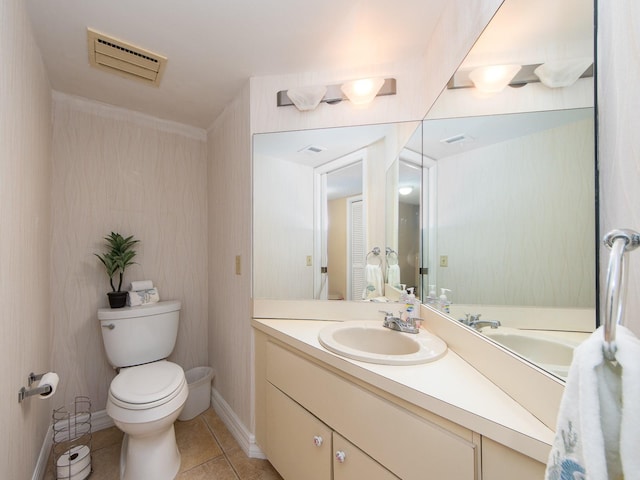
left=98, top=300, right=181, bottom=321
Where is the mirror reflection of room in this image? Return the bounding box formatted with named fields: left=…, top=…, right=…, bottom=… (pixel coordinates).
left=252, top=0, right=596, bottom=381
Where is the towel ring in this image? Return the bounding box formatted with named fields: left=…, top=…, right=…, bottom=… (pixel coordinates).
left=385, top=247, right=398, bottom=266
left=603, top=229, right=640, bottom=360
left=366, top=247, right=382, bottom=266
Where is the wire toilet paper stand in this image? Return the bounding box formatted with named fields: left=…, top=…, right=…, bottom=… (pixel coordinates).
left=52, top=396, right=92, bottom=480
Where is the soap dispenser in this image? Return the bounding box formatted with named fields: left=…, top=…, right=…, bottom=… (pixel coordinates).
left=399, top=284, right=408, bottom=303
left=439, top=288, right=452, bottom=314
left=406, top=288, right=419, bottom=319
left=426, top=285, right=437, bottom=305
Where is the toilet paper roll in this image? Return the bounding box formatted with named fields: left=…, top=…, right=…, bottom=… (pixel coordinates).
left=56, top=445, right=91, bottom=479
left=38, top=372, right=59, bottom=398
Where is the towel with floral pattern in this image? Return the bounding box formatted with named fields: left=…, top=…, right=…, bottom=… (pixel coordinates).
left=545, top=325, right=640, bottom=480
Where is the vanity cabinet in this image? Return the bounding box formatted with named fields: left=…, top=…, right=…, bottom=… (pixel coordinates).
left=267, top=382, right=398, bottom=479
left=481, top=437, right=546, bottom=480
left=259, top=337, right=479, bottom=479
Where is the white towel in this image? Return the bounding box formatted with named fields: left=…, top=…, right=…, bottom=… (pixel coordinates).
left=362, top=264, right=384, bottom=300
left=130, top=280, right=153, bottom=291
left=387, top=264, right=401, bottom=288
left=545, top=325, right=640, bottom=480
left=127, top=288, right=160, bottom=307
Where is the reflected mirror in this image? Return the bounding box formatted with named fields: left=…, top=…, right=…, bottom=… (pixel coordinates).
left=423, top=0, right=596, bottom=378
left=385, top=134, right=424, bottom=295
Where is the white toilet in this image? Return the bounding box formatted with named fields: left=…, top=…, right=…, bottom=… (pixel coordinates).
left=98, top=300, right=188, bottom=480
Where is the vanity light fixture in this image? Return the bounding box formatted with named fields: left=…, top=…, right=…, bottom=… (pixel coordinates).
left=285, top=86, right=328, bottom=111
left=468, top=64, right=522, bottom=94
left=448, top=62, right=593, bottom=92
left=533, top=58, right=593, bottom=88
left=399, top=186, right=413, bottom=196
left=277, top=78, right=396, bottom=110
left=340, top=77, right=385, bottom=105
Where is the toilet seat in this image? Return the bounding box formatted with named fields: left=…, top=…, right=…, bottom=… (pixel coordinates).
left=110, top=361, right=186, bottom=410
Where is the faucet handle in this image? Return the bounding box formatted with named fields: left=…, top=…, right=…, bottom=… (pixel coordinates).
left=379, top=310, right=393, bottom=317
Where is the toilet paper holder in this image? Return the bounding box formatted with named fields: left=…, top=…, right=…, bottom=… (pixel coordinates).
left=18, top=372, right=53, bottom=403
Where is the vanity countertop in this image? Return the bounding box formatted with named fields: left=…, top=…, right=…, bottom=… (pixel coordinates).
left=252, top=317, right=555, bottom=464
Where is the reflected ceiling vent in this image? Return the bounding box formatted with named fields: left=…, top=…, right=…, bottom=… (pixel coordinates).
left=298, top=145, right=327, bottom=154
left=87, top=28, right=167, bottom=87
left=441, top=134, right=473, bottom=145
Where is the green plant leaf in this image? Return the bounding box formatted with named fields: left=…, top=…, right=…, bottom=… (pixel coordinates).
left=95, top=232, right=140, bottom=293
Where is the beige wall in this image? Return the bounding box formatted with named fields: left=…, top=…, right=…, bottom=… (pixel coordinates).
left=207, top=83, right=254, bottom=431
left=50, top=93, right=209, bottom=409
left=0, top=0, right=52, bottom=477
left=598, top=0, right=640, bottom=335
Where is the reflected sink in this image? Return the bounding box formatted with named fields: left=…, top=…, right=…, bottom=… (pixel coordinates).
left=480, top=327, right=580, bottom=378
left=318, top=321, right=447, bottom=365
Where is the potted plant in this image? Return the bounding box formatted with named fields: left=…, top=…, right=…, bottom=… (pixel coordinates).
left=95, top=232, right=140, bottom=308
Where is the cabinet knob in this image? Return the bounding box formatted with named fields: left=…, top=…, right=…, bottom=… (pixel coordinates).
left=335, top=450, right=346, bottom=463
left=312, top=435, right=323, bottom=447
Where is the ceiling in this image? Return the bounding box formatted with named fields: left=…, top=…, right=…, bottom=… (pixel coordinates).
left=25, top=0, right=448, bottom=129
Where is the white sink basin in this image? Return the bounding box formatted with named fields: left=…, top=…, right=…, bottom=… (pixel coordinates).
left=481, top=327, right=580, bottom=377
left=318, top=321, right=447, bottom=365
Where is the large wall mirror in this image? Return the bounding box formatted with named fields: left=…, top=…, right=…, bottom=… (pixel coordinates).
left=424, top=0, right=596, bottom=379
left=253, top=0, right=596, bottom=380
left=253, top=121, right=420, bottom=301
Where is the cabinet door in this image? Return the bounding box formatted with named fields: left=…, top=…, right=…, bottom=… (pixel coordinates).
left=333, top=433, right=399, bottom=480
left=482, top=437, right=546, bottom=480
left=266, top=383, right=332, bottom=480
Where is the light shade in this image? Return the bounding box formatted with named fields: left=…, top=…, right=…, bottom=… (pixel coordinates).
left=286, top=85, right=327, bottom=111
left=340, top=78, right=385, bottom=105
left=468, top=64, right=522, bottom=93
left=398, top=187, right=413, bottom=196
left=533, top=59, right=593, bottom=88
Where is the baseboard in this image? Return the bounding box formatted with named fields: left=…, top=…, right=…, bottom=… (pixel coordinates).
left=32, top=410, right=115, bottom=480
left=210, top=388, right=265, bottom=459
left=32, top=423, right=53, bottom=480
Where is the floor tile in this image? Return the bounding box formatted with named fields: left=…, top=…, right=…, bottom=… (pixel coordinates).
left=43, top=408, right=281, bottom=480
left=201, top=408, right=240, bottom=453
left=88, top=442, right=120, bottom=480
left=226, top=448, right=283, bottom=480
left=91, top=426, right=124, bottom=451
left=175, top=416, right=224, bottom=472
left=177, top=455, right=239, bottom=480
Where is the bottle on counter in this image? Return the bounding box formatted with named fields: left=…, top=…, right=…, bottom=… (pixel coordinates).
left=439, top=288, right=452, bottom=314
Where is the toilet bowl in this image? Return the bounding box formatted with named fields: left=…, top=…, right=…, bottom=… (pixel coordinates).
left=98, top=300, right=186, bottom=480
left=106, top=361, right=188, bottom=480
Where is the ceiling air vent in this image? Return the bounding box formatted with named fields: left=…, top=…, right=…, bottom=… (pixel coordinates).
left=87, top=28, right=167, bottom=87
left=440, top=134, right=472, bottom=145
left=299, top=145, right=327, bottom=154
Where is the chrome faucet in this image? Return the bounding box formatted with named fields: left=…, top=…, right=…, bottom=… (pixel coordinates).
left=458, top=314, right=501, bottom=331
left=379, top=310, right=420, bottom=334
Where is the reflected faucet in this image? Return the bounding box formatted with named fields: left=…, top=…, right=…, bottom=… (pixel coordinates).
left=379, top=310, right=420, bottom=334
left=458, top=314, right=501, bottom=331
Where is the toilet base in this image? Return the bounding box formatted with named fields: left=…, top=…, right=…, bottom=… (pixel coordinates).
left=120, top=425, right=181, bottom=480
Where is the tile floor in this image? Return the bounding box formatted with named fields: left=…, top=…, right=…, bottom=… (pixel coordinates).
left=45, top=408, right=283, bottom=480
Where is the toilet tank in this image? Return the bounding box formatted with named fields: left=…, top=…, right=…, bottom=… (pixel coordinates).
left=98, top=300, right=181, bottom=368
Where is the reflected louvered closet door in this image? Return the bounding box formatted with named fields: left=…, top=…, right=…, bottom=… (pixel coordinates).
left=349, top=197, right=365, bottom=300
